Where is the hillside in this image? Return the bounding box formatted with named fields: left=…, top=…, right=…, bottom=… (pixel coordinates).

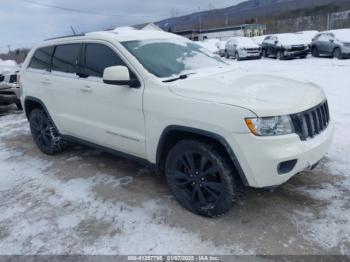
left=156, top=0, right=350, bottom=32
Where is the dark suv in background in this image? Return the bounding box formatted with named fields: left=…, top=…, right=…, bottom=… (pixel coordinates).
left=262, top=33, right=309, bottom=60
left=311, top=29, right=350, bottom=59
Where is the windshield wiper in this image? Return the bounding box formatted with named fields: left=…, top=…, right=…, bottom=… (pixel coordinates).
left=163, top=74, right=189, bottom=83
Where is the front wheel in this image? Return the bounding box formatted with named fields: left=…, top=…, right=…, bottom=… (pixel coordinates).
left=29, top=109, right=68, bottom=155
left=311, top=47, right=319, bottom=57
left=333, top=48, right=343, bottom=59
left=235, top=52, right=241, bottom=61
left=165, top=140, right=240, bottom=217
left=225, top=51, right=230, bottom=59
left=277, top=51, right=284, bottom=60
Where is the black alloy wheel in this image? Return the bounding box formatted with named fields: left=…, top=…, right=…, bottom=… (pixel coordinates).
left=165, top=140, right=239, bottom=217
left=29, top=109, right=67, bottom=155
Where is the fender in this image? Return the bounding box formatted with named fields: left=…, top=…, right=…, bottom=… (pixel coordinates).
left=156, top=125, right=249, bottom=186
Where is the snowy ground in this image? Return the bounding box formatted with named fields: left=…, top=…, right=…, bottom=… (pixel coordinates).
left=0, top=57, right=349, bottom=255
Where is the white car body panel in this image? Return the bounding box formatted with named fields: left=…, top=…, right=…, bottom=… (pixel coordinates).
left=20, top=30, right=333, bottom=188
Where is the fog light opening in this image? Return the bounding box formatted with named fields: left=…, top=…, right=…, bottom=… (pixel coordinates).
left=278, top=160, right=298, bottom=175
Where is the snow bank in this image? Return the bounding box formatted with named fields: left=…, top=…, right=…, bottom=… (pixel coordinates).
left=196, top=39, right=220, bottom=53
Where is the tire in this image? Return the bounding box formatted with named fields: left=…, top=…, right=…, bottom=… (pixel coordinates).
left=29, top=109, right=67, bottom=155
left=276, top=51, right=284, bottom=60
left=235, top=52, right=241, bottom=61
left=165, top=140, right=240, bottom=217
left=263, top=49, right=268, bottom=58
left=225, top=51, right=230, bottom=59
left=311, top=47, right=319, bottom=57
left=299, top=55, right=307, bottom=59
left=333, top=48, right=343, bottom=60
left=15, top=101, right=23, bottom=111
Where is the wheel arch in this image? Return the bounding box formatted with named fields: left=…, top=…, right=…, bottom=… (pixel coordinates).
left=24, top=96, right=60, bottom=131
left=156, top=125, right=249, bottom=186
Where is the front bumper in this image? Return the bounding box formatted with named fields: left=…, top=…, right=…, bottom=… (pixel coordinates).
left=239, top=50, right=261, bottom=59
left=283, top=49, right=308, bottom=58
left=0, top=94, right=18, bottom=106
left=226, top=121, right=334, bottom=188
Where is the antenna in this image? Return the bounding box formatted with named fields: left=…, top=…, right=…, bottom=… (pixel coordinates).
left=70, top=26, right=77, bottom=35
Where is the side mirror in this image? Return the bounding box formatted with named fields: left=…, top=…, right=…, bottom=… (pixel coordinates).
left=103, top=66, right=139, bottom=87
left=274, top=40, right=279, bottom=44
left=329, top=39, right=335, bottom=43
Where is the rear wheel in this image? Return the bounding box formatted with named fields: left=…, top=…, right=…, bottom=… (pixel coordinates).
left=165, top=140, right=240, bottom=217
left=29, top=109, right=67, bottom=155
left=333, top=48, right=343, bottom=60
left=299, top=55, right=307, bottom=59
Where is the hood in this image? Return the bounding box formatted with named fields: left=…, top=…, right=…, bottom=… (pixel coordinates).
left=168, top=68, right=326, bottom=117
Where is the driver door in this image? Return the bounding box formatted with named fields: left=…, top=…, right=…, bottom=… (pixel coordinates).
left=76, top=41, right=146, bottom=158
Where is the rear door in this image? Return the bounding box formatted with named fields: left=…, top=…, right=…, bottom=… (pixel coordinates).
left=46, top=43, right=83, bottom=135
left=76, top=41, right=146, bottom=158
left=317, top=33, right=331, bottom=54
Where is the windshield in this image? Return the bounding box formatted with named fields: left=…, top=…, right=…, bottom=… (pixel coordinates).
left=122, top=39, right=226, bottom=78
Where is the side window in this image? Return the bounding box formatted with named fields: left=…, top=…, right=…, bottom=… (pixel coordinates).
left=29, top=46, right=55, bottom=71
left=52, top=44, right=80, bottom=74
left=84, top=43, right=126, bottom=78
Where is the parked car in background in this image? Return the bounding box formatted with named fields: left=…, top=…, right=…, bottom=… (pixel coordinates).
left=217, top=40, right=227, bottom=57
left=225, top=37, right=261, bottom=60
left=0, top=71, right=22, bottom=110
left=21, top=30, right=333, bottom=217
left=311, top=29, right=350, bottom=59
left=295, top=30, right=319, bottom=49
left=252, top=35, right=266, bottom=47
left=262, top=33, right=309, bottom=60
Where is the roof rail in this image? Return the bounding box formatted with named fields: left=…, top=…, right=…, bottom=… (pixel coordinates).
left=45, top=33, right=85, bottom=41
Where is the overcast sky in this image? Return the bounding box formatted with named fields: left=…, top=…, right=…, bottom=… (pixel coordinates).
left=0, top=0, right=246, bottom=53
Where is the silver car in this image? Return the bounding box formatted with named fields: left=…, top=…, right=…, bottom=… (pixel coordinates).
left=225, top=37, right=261, bottom=61
left=311, top=29, right=350, bottom=59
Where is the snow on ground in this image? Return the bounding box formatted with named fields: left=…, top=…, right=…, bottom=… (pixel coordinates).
left=0, top=57, right=349, bottom=255
left=226, top=57, right=350, bottom=253
left=0, top=113, right=244, bottom=255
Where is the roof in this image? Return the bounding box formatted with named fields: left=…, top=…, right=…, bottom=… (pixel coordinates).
left=42, top=30, right=183, bottom=47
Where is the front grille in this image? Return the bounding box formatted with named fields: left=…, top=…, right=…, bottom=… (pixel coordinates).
left=290, top=45, right=306, bottom=51
left=291, top=101, right=330, bottom=141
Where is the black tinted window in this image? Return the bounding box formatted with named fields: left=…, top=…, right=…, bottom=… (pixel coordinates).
left=84, top=43, right=126, bottom=78
left=29, top=46, right=54, bottom=70
left=52, top=44, right=80, bottom=74
left=0, top=76, right=4, bottom=82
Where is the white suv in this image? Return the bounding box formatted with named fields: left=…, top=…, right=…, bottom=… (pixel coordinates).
left=20, top=30, right=334, bottom=217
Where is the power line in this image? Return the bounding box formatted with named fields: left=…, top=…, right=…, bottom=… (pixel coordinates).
left=22, top=0, right=155, bottom=18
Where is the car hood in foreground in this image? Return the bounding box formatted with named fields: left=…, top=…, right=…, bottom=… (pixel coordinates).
left=168, top=68, right=326, bottom=117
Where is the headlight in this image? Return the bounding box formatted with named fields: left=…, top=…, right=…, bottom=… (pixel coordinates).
left=245, top=116, right=294, bottom=136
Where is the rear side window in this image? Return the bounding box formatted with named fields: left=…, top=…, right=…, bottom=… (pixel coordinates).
left=0, top=75, right=4, bottom=82
left=52, top=44, right=80, bottom=74
left=83, top=43, right=126, bottom=78
left=29, top=46, right=54, bottom=70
